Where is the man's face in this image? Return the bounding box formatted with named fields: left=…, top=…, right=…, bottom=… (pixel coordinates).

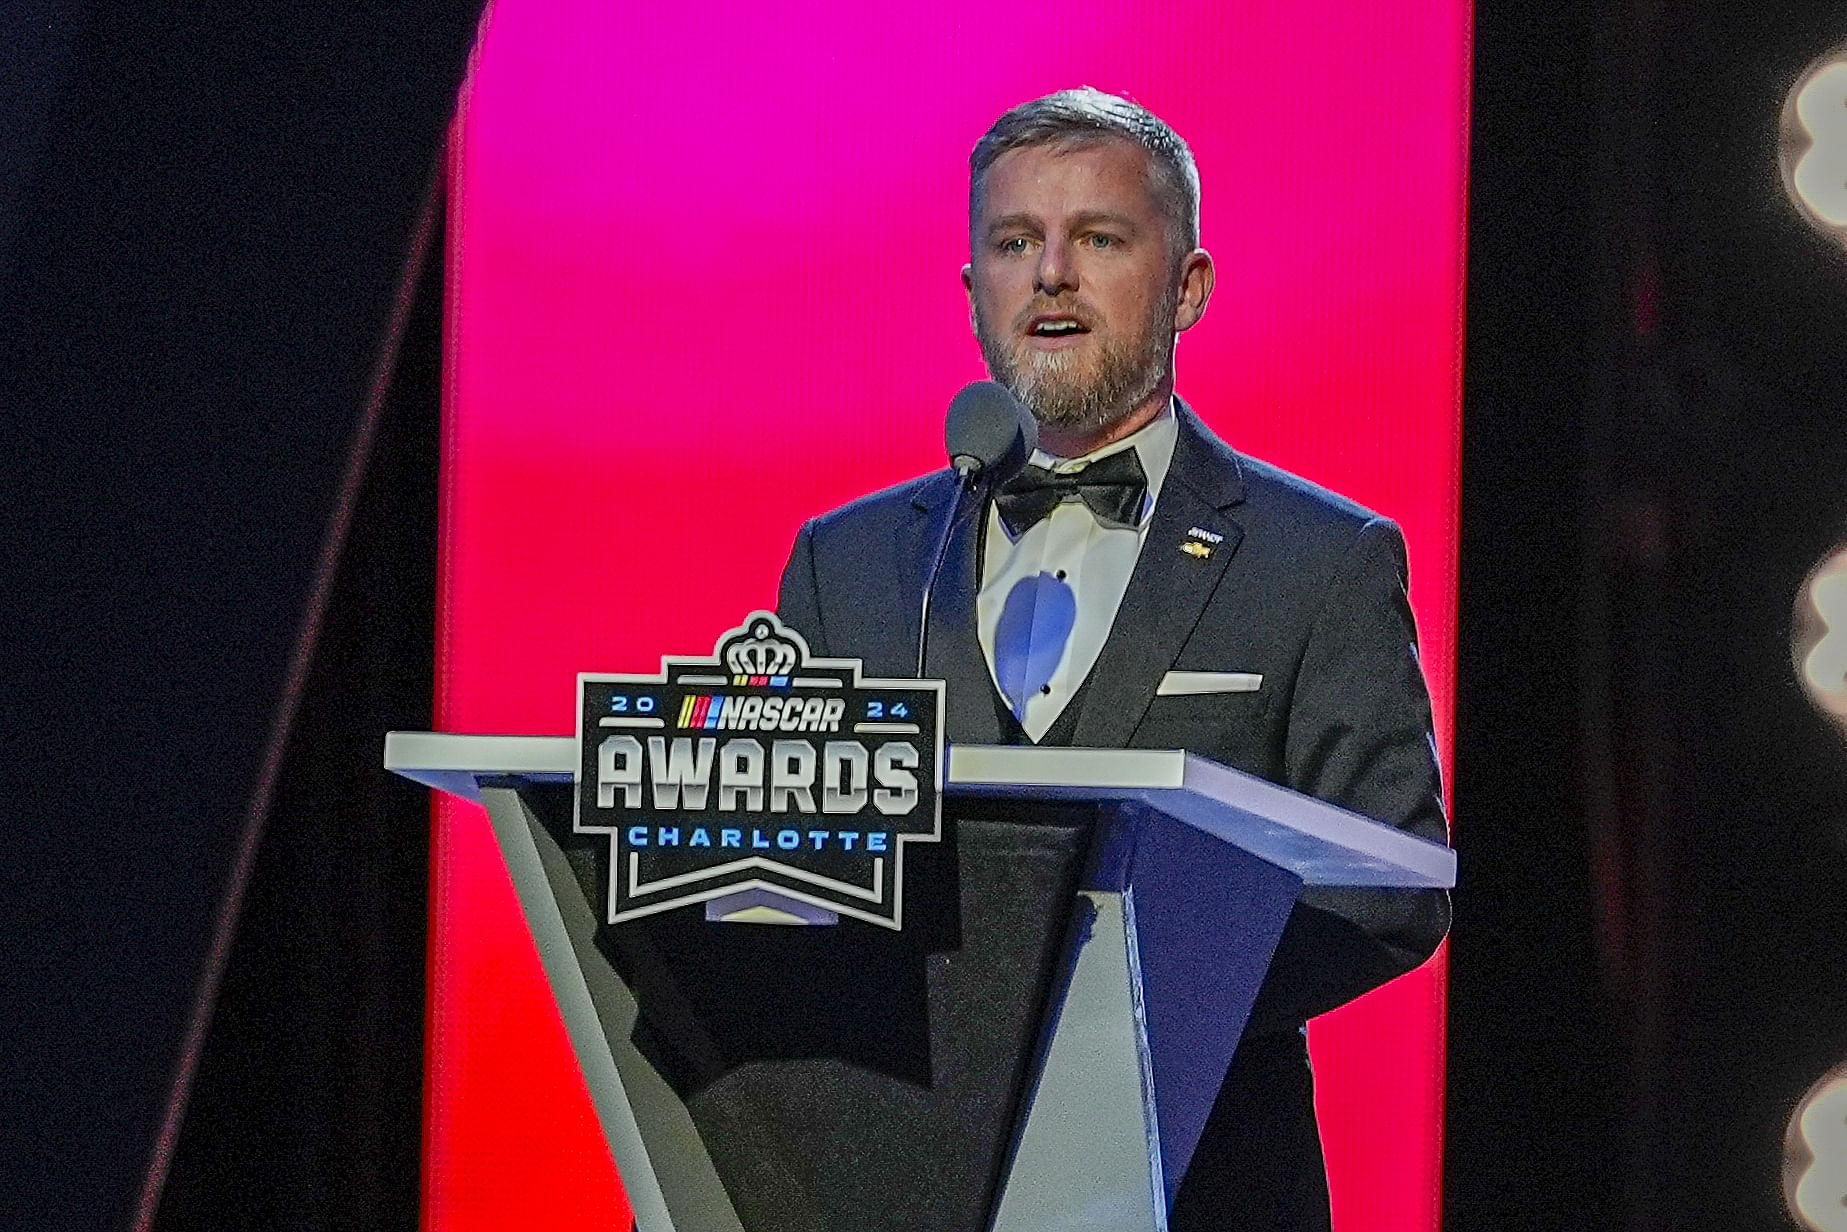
left=963, top=138, right=1211, bottom=445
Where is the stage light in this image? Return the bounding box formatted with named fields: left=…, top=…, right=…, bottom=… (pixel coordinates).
left=1792, top=540, right=1847, bottom=730
left=1786, top=1063, right=1847, bottom=1232
left=1781, top=50, right=1847, bottom=241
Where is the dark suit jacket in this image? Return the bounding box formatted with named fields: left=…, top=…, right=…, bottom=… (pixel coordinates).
left=777, top=402, right=1450, bottom=1230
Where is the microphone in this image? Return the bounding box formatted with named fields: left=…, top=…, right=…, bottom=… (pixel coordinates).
left=919, top=382, right=1036, bottom=677
left=945, top=380, right=1036, bottom=483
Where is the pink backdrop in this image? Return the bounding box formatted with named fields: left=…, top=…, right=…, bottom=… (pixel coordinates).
left=430, top=1, right=1468, bottom=1226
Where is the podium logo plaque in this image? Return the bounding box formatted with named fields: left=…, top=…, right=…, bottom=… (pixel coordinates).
left=575, top=612, right=945, bottom=929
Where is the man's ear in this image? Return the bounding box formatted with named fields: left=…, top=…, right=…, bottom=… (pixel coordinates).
left=1173, top=248, right=1215, bottom=333
left=962, top=262, right=977, bottom=333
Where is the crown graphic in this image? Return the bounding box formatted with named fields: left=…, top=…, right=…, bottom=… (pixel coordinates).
left=721, top=617, right=802, bottom=677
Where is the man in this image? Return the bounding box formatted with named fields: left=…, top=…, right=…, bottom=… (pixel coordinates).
left=777, top=88, right=1450, bottom=1231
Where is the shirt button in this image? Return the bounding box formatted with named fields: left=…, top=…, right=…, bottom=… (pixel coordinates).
left=1040, top=685, right=1052, bottom=695
left=1055, top=569, right=1067, bottom=580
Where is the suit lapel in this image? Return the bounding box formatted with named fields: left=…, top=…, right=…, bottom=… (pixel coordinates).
left=1071, top=404, right=1247, bottom=749
left=912, top=479, right=1004, bottom=745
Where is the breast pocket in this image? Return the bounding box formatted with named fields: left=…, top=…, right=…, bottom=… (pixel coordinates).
left=1156, top=670, right=1263, bottom=696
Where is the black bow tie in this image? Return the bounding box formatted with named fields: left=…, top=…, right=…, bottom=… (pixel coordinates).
left=993, top=447, right=1149, bottom=536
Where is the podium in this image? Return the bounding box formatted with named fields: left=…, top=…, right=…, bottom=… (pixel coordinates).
left=387, top=733, right=1454, bottom=1232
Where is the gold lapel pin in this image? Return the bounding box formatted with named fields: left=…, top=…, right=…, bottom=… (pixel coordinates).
left=1180, top=540, right=1212, bottom=559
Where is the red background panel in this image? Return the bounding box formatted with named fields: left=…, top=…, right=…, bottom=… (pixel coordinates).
left=429, top=0, right=1467, bottom=1227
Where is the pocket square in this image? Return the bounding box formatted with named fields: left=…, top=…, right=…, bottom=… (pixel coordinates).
left=1156, top=670, right=1263, bottom=696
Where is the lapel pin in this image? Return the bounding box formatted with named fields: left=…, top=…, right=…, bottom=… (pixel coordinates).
left=1182, top=526, right=1223, bottom=559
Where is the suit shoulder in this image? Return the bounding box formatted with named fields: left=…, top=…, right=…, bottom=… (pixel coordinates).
left=1225, top=453, right=1410, bottom=595
left=1175, top=401, right=1389, bottom=545
left=1234, top=453, right=1392, bottom=542
left=804, top=470, right=953, bottom=536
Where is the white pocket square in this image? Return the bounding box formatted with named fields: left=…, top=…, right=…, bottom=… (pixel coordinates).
left=1156, top=670, right=1263, bottom=696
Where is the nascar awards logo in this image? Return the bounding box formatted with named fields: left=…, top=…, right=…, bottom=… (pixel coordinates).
left=575, top=612, right=944, bottom=929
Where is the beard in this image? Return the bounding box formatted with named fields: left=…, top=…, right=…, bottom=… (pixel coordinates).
left=974, top=288, right=1177, bottom=436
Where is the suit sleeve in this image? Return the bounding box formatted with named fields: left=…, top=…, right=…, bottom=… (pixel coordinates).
left=1245, top=516, right=1451, bottom=1034
left=776, top=519, right=831, bottom=657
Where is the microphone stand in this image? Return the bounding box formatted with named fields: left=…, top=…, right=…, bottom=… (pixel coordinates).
left=916, top=462, right=985, bottom=679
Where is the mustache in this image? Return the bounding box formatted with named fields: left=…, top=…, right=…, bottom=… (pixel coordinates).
left=1011, top=296, right=1096, bottom=333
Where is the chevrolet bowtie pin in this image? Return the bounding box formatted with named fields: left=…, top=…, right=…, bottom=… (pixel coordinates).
left=1182, top=526, right=1223, bottom=558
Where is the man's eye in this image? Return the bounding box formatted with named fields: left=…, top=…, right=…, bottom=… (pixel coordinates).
left=999, top=236, right=1031, bottom=254
left=1086, top=233, right=1119, bottom=248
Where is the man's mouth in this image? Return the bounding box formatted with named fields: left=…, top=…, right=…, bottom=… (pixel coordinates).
left=1027, top=315, right=1090, bottom=341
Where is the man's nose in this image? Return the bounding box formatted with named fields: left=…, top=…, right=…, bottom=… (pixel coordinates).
left=1034, top=236, right=1077, bottom=296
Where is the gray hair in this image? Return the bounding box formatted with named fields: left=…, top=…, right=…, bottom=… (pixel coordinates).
left=970, top=88, right=1201, bottom=256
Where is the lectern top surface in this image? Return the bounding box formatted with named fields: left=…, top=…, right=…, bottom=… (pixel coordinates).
left=384, top=732, right=1453, bottom=890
